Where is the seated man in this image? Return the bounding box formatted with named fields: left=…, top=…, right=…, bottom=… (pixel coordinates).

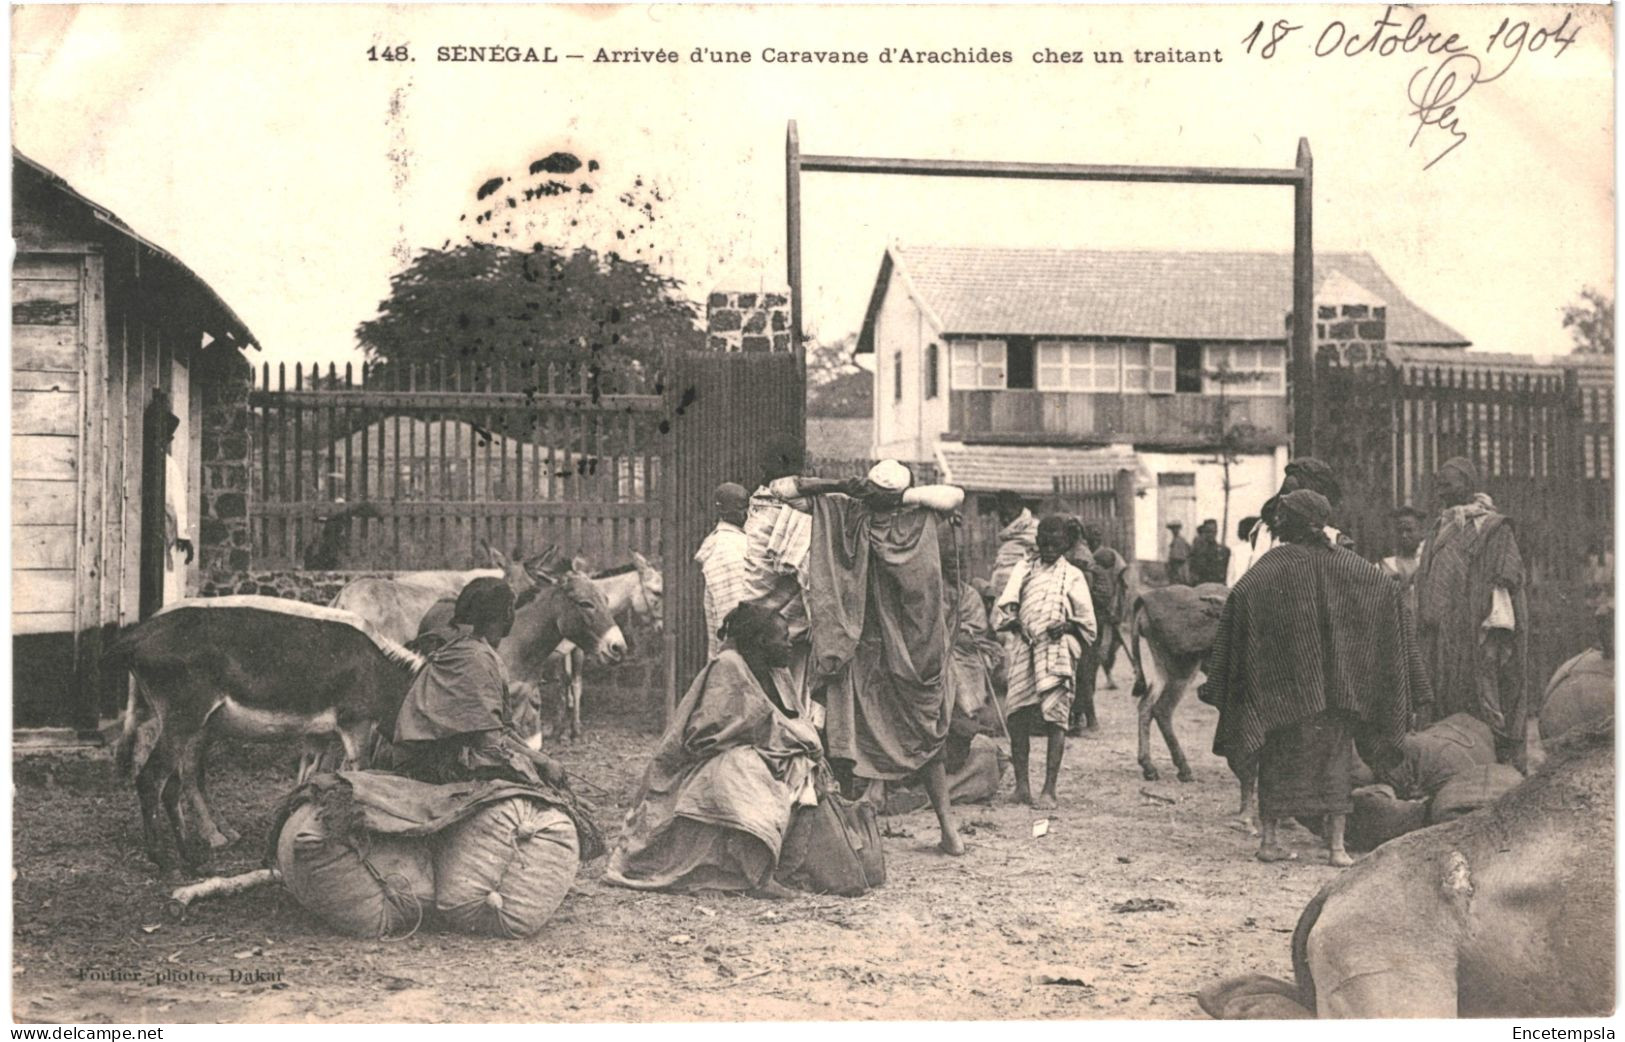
left=386, top=577, right=567, bottom=788
left=606, top=602, right=822, bottom=896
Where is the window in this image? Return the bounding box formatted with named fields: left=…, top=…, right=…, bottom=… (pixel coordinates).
left=1149, top=343, right=1177, bottom=394
left=1175, top=344, right=1203, bottom=393
left=950, top=339, right=1007, bottom=389
left=1203, top=344, right=1288, bottom=395
left=893, top=351, right=903, bottom=402
left=925, top=342, right=940, bottom=400
left=1123, top=344, right=1150, bottom=392
left=1007, top=337, right=1036, bottom=390
left=1036, top=342, right=1122, bottom=392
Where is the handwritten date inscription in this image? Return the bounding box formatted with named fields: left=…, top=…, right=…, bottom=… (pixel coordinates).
left=1242, top=7, right=1581, bottom=171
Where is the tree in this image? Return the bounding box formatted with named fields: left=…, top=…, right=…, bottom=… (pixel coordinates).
left=804, top=333, right=872, bottom=418
left=355, top=242, right=703, bottom=392
left=1193, top=360, right=1270, bottom=543
left=806, top=333, right=860, bottom=387
left=1562, top=287, right=1614, bottom=355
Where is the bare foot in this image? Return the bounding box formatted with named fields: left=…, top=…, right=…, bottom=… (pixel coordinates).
left=1328, top=849, right=1355, bottom=868
left=1013, top=786, right=1034, bottom=806
left=751, top=879, right=798, bottom=900
left=1256, top=845, right=1296, bottom=863
left=1035, top=792, right=1059, bottom=810
left=938, top=831, right=966, bottom=857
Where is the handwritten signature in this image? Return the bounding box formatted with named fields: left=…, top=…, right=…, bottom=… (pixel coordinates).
left=1406, top=53, right=1478, bottom=171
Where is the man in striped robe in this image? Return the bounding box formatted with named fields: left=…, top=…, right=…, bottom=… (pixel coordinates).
left=1200, top=490, right=1419, bottom=866
left=996, top=515, right=1097, bottom=808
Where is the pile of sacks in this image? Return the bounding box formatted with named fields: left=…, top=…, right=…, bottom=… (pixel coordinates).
left=1327, top=714, right=1524, bottom=851
left=270, top=772, right=589, bottom=939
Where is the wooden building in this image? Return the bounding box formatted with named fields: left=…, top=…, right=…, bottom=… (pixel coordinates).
left=12, top=152, right=257, bottom=738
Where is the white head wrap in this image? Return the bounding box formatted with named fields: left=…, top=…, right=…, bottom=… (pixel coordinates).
left=866, top=459, right=912, bottom=492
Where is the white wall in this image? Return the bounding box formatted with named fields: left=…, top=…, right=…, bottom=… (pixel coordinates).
left=1131, top=448, right=1286, bottom=563
left=871, top=267, right=937, bottom=462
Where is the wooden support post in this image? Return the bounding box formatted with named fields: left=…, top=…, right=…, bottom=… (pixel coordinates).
left=1292, top=137, right=1314, bottom=458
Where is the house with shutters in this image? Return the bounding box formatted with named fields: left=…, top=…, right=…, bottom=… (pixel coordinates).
left=12, top=151, right=258, bottom=742
left=854, top=243, right=1471, bottom=565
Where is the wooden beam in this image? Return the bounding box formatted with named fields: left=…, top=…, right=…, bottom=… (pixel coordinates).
left=786, top=122, right=804, bottom=361
left=1291, top=137, right=1315, bottom=457
left=247, top=389, right=664, bottom=412
left=799, top=153, right=1307, bottom=186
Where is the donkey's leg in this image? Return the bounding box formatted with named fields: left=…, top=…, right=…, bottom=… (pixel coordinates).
left=175, top=728, right=233, bottom=854
left=1135, top=632, right=1162, bottom=781
left=134, top=748, right=177, bottom=873
left=195, top=737, right=240, bottom=846
left=1154, top=670, right=1196, bottom=783
left=569, top=648, right=585, bottom=740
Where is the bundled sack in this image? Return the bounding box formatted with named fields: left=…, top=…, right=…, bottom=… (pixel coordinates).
left=1428, top=764, right=1526, bottom=824
left=1135, top=583, right=1229, bottom=658
left=776, top=788, right=886, bottom=897
left=275, top=800, right=435, bottom=939
left=434, top=797, right=579, bottom=938
left=1540, top=648, right=1614, bottom=743
left=1377, top=712, right=1498, bottom=800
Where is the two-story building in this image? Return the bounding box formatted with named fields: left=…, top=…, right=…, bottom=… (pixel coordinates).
left=855, top=243, right=1469, bottom=564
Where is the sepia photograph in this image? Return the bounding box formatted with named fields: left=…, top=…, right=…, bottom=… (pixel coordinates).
left=6, top=1, right=1617, bottom=1026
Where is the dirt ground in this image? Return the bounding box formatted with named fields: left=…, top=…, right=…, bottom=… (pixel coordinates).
left=12, top=662, right=1354, bottom=1024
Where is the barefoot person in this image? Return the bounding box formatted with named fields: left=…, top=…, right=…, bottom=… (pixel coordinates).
left=606, top=603, right=821, bottom=897
left=797, top=460, right=971, bottom=855
left=1199, top=490, right=1419, bottom=866
left=995, top=515, right=1097, bottom=808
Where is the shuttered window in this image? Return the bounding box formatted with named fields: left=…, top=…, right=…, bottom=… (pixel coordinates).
left=1149, top=343, right=1177, bottom=395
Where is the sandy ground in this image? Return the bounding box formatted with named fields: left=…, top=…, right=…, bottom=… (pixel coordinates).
left=12, top=663, right=1353, bottom=1024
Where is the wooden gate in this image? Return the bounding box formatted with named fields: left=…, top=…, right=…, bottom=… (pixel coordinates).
left=1316, top=358, right=1610, bottom=703
left=250, top=361, right=664, bottom=570
left=663, top=350, right=805, bottom=708
left=1050, top=470, right=1137, bottom=560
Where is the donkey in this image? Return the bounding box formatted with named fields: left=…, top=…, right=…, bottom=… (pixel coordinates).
left=328, top=541, right=553, bottom=645
left=546, top=552, right=664, bottom=739
left=1125, top=583, right=1228, bottom=785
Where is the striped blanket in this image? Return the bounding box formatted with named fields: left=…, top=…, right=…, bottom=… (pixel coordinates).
left=1199, top=543, right=1420, bottom=768
left=998, top=556, right=1096, bottom=728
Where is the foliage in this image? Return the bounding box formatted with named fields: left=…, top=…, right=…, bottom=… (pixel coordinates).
left=355, top=243, right=703, bottom=391
left=1193, top=362, right=1273, bottom=539
left=1562, top=287, right=1614, bottom=355
left=806, top=333, right=872, bottom=419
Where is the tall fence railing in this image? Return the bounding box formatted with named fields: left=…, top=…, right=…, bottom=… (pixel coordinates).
left=249, top=360, right=664, bottom=570
left=1317, top=358, right=1613, bottom=705
left=1050, top=470, right=1138, bottom=564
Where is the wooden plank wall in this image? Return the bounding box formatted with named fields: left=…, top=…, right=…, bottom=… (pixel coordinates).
left=12, top=256, right=83, bottom=638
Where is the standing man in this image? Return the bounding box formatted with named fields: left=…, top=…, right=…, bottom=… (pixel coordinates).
left=1188, top=519, right=1230, bottom=585
left=1165, top=522, right=1191, bottom=585
left=695, top=482, right=750, bottom=658
left=990, top=491, right=1038, bottom=600
left=1229, top=458, right=1354, bottom=583
left=1413, top=458, right=1528, bottom=770
left=1379, top=506, right=1427, bottom=618
left=996, top=515, right=1097, bottom=808
left=1200, top=491, right=1418, bottom=866
left=162, top=412, right=194, bottom=603
left=1080, top=524, right=1130, bottom=689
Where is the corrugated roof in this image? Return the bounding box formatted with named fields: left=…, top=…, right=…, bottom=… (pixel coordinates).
left=14, top=150, right=258, bottom=349
left=858, top=244, right=1468, bottom=351
left=935, top=441, right=1140, bottom=495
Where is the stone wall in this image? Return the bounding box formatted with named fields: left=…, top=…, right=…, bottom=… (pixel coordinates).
left=199, top=569, right=387, bottom=604
left=1312, top=271, right=1389, bottom=366
left=196, top=350, right=255, bottom=582
left=705, top=290, right=792, bottom=353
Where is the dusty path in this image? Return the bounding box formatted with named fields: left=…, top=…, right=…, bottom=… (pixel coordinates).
left=13, top=664, right=1347, bottom=1023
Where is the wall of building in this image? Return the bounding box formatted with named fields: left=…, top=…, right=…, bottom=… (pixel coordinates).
left=1131, top=449, right=1286, bottom=563
left=872, top=269, right=939, bottom=462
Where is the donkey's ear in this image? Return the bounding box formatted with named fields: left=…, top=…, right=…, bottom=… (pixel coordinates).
left=484, top=541, right=511, bottom=570
left=570, top=555, right=592, bottom=576
left=631, top=550, right=651, bottom=571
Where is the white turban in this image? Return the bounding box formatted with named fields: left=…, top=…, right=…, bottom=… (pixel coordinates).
left=866, top=459, right=913, bottom=492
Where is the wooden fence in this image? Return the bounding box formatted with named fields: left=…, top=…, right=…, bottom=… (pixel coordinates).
left=1316, top=358, right=1613, bottom=705
left=1050, top=470, right=1137, bottom=563
left=250, top=360, right=664, bottom=570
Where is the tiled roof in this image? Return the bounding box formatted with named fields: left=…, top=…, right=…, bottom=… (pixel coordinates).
left=935, top=441, right=1141, bottom=495
left=857, top=244, right=1469, bottom=350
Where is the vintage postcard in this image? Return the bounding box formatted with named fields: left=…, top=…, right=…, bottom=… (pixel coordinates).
left=7, top=1, right=1616, bottom=1029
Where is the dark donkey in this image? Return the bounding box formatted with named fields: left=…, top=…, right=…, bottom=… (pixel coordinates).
left=110, top=575, right=624, bottom=872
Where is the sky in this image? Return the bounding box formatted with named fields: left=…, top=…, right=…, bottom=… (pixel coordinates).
left=9, top=3, right=1616, bottom=370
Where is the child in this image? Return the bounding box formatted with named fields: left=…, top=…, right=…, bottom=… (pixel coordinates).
left=996, top=515, right=1097, bottom=808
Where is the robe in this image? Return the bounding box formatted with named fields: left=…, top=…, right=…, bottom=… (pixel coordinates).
left=809, top=495, right=954, bottom=781
left=997, top=556, right=1096, bottom=728
left=1413, top=500, right=1528, bottom=742
left=605, top=649, right=820, bottom=892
